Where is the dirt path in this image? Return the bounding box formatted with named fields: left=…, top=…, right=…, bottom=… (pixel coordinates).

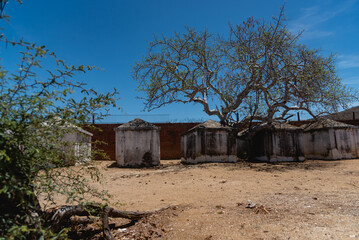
left=58, top=159, right=359, bottom=239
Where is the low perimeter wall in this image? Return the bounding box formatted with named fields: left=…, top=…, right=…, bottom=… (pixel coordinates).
left=87, top=123, right=199, bottom=160
left=87, top=120, right=359, bottom=161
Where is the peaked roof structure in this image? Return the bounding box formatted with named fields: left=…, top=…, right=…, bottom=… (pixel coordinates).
left=42, top=117, right=93, bottom=136
left=116, top=118, right=159, bottom=130
left=237, top=121, right=300, bottom=137
left=270, top=121, right=301, bottom=130
left=302, top=118, right=358, bottom=131
left=185, top=119, right=232, bottom=133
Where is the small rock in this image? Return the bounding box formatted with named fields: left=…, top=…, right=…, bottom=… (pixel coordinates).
left=246, top=201, right=256, bottom=209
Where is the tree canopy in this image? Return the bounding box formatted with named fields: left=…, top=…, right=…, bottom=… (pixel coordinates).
left=133, top=7, right=357, bottom=126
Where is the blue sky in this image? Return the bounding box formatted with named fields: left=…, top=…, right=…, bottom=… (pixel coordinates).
left=2, top=0, right=359, bottom=123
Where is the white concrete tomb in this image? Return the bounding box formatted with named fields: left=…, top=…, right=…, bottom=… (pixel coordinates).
left=238, top=122, right=305, bottom=162
left=61, top=126, right=93, bottom=164
left=115, top=118, right=160, bottom=167
left=42, top=118, right=93, bottom=165
left=181, top=120, right=237, bottom=164
left=302, top=119, right=359, bottom=160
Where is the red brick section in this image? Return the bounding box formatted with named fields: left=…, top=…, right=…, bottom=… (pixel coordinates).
left=85, top=124, right=118, bottom=161
left=85, top=123, right=199, bottom=160
left=156, top=123, right=199, bottom=160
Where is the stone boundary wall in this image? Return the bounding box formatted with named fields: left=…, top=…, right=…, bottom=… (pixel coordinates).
left=86, top=123, right=199, bottom=160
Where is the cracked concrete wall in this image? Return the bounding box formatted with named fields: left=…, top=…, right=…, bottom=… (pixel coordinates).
left=303, top=128, right=359, bottom=160
left=115, top=128, right=160, bottom=167
left=251, top=129, right=305, bottom=162
left=181, top=128, right=237, bottom=164
left=60, top=129, right=93, bottom=164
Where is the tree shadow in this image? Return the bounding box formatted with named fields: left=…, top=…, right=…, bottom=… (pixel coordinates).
left=106, top=158, right=344, bottom=174
left=242, top=160, right=341, bottom=173
left=67, top=219, right=136, bottom=239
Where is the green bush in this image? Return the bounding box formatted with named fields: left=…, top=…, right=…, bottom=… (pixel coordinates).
left=0, top=2, right=119, bottom=238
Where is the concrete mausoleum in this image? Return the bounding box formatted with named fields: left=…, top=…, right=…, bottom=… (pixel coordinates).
left=302, top=118, right=359, bottom=160
left=42, top=118, right=93, bottom=164
left=238, top=122, right=305, bottom=162
left=115, top=118, right=160, bottom=167
left=181, top=120, right=237, bottom=164
left=62, top=126, right=93, bottom=164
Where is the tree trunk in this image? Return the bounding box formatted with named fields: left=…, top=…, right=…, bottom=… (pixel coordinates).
left=102, top=206, right=114, bottom=240
left=46, top=203, right=171, bottom=239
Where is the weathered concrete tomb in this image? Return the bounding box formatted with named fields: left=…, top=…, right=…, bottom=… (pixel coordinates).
left=181, top=120, right=237, bottom=164
left=238, top=122, right=305, bottom=162
left=42, top=119, right=93, bottom=164
left=302, top=118, right=359, bottom=160
left=62, top=126, right=93, bottom=164
left=115, top=118, right=160, bottom=167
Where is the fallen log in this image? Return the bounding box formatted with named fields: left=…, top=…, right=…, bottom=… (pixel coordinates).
left=47, top=203, right=171, bottom=240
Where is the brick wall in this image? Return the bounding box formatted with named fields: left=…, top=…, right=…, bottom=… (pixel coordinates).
left=86, top=124, right=118, bottom=161
left=156, top=123, right=199, bottom=160
left=86, top=123, right=199, bottom=160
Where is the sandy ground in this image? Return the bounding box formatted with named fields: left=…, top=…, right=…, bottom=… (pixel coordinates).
left=56, top=159, right=359, bottom=239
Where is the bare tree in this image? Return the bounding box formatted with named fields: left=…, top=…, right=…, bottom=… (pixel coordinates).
left=133, top=6, right=357, bottom=126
